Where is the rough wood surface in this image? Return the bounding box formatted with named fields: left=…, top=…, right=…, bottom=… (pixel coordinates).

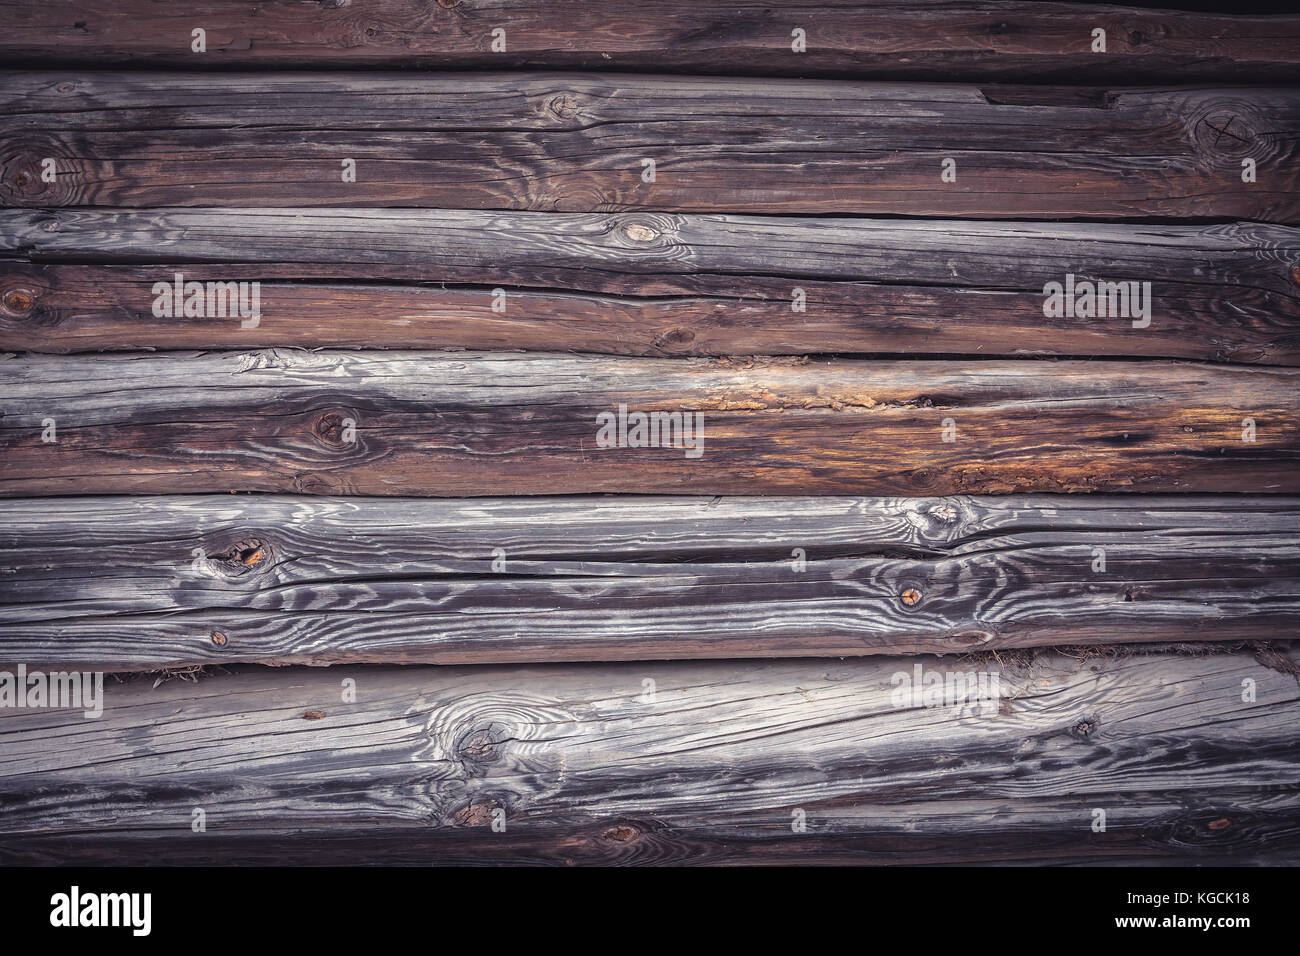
left=4, top=211, right=1297, bottom=363
left=3, top=495, right=1298, bottom=669
left=1, top=1, right=1297, bottom=83
left=9, top=793, right=1299, bottom=866
left=5, top=0, right=1299, bottom=874
left=3, top=73, right=1296, bottom=219
left=2, top=651, right=1297, bottom=865
left=3, top=349, right=1298, bottom=497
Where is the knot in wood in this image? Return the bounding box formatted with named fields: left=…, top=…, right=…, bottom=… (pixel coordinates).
left=900, top=587, right=922, bottom=607
left=624, top=223, right=659, bottom=242
left=652, top=327, right=695, bottom=351
left=929, top=503, right=959, bottom=526
left=314, top=410, right=353, bottom=446
left=208, top=537, right=271, bottom=577
left=602, top=824, right=640, bottom=843
left=1072, top=717, right=1098, bottom=738
left=3, top=148, right=70, bottom=202
left=210, top=630, right=228, bottom=647
left=547, top=93, right=578, bottom=119
left=452, top=802, right=494, bottom=826
left=2, top=288, right=35, bottom=315
left=455, top=725, right=505, bottom=765
left=1195, top=108, right=1257, bottom=158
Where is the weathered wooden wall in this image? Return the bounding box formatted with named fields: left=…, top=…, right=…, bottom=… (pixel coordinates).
left=2, top=649, right=1297, bottom=865
left=2, top=0, right=1298, bottom=867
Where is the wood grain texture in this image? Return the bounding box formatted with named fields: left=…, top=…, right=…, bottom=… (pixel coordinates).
left=2, top=651, right=1297, bottom=865
left=4, top=211, right=1297, bottom=363
left=8, top=794, right=1300, bottom=866
left=3, top=73, right=1296, bottom=219
left=3, top=494, right=1298, bottom=669
left=2, top=349, right=1298, bottom=497
left=1, top=1, right=1297, bottom=83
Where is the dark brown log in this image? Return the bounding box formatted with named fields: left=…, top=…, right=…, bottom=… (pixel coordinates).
left=2, top=494, right=1297, bottom=670
left=3, top=73, right=1296, bottom=219
left=2, top=349, right=1298, bottom=497
left=1, top=1, right=1297, bottom=84
left=9, top=798, right=1300, bottom=866
left=2, top=651, right=1297, bottom=865
left=3, top=211, right=1297, bottom=364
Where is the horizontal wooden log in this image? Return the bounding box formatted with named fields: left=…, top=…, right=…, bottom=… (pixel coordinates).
left=3, top=495, right=1298, bottom=669
left=1, top=1, right=1297, bottom=83
left=3, top=350, right=1298, bottom=497
left=9, top=793, right=1300, bottom=865
left=3, top=73, right=1296, bottom=220
left=3, top=211, right=1297, bottom=363
left=2, top=651, right=1297, bottom=865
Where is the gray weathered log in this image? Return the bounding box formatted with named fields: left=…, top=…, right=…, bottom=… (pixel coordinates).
left=3, top=349, right=1298, bottom=497
left=1, top=1, right=1297, bottom=83
left=2, top=73, right=1296, bottom=219
left=2, top=494, right=1298, bottom=669
left=1, top=650, right=1297, bottom=864
left=3, top=210, right=1297, bottom=363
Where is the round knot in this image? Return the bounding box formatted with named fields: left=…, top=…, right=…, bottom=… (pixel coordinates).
left=314, top=410, right=354, bottom=447
left=547, top=93, right=579, bottom=120
left=455, top=724, right=507, bottom=768
left=2, top=288, right=35, bottom=315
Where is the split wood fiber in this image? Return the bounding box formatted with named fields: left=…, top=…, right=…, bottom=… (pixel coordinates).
left=2, top=495, right=1298, bottom=669
left=3, top=73, right=1297, bottom=219
left=1, top=650, right=1297, bottom=865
